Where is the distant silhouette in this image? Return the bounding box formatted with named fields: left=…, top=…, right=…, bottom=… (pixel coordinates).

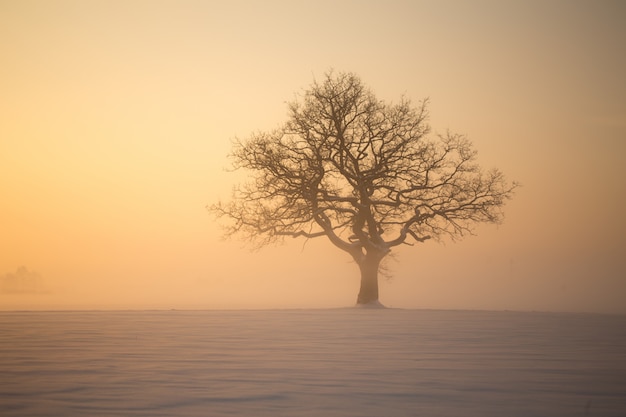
left=210, top=71, right=517, bottom=305
left=1, top=266, right=45, bottom=294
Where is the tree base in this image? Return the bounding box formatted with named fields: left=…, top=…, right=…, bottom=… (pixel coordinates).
left=355, top=300, right=387, bottom=309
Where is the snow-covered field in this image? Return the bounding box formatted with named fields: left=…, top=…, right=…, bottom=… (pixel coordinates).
left=1, top=309, right=625, bottom=416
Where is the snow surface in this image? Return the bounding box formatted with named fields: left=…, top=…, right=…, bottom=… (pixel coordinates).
left=1, top=309, right=625, bottom=416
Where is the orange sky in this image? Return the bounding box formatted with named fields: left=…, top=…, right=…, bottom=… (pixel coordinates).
left=1, top=0, right=625, bottom=312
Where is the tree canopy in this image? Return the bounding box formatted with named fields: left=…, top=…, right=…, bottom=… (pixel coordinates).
left=210, top=71, right=517, bottom=305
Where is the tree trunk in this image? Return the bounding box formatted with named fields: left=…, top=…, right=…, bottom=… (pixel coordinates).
left=356, top=254, right=382, bottom=305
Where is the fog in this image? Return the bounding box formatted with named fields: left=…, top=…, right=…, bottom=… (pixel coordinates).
left=1, top=0, right=625, bottom=312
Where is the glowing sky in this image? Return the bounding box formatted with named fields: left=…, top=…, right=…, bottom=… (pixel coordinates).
left=1, top=0, right=625, bottom=312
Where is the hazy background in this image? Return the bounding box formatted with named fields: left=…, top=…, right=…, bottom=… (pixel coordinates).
left=1, top=0, right=624, bottom=313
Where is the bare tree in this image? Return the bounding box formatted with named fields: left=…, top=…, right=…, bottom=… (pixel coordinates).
left=210, top=71, right=518, bottom=305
